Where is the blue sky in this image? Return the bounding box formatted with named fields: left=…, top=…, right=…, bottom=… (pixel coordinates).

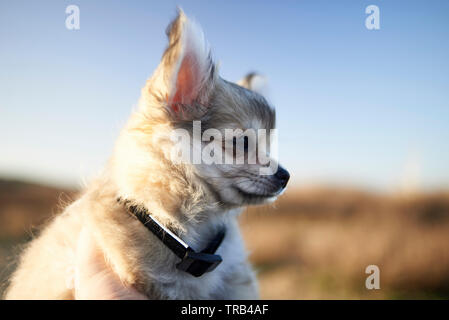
left=1, top=0, right=448, bottom=191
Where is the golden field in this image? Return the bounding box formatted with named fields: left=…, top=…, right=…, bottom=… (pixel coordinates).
left=1, top=179, right=449, bottom=299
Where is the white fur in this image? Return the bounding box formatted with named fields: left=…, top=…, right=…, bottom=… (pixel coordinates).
left=5, top=10, right=264, bottom=300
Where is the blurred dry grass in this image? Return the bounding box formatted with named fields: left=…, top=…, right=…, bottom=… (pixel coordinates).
left=1, top=179, right=449, bottom=299
left=241, top=188, right=449, bottom=299
left=0, top=179, right=76, bottom=296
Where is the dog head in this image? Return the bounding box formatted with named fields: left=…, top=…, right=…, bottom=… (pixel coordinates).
left=113, top=10, right=289, bottom=215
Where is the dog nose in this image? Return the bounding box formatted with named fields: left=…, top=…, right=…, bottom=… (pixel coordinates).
left=275, top=166, right=290, bottom=188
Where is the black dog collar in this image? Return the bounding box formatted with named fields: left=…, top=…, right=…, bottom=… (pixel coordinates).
left=118, top=198, right=225, bottom=277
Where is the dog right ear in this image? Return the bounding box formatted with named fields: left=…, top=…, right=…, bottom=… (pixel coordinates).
left=152, top=9, right=216, bottom=119
left=238, top=72, right=269, bottom=97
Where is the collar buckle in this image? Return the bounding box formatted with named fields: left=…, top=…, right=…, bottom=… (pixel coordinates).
left=176, top=249, right=223, bottom=277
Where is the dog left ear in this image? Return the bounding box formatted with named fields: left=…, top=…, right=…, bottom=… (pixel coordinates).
left=158, top=10, right=216, bottom=116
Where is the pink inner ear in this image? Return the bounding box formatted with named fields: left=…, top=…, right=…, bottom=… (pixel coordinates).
left=170, top=53, right=199, bottom=111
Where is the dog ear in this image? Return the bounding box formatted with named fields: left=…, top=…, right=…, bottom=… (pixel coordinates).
left=238, top=72, right=269, bottom=97
left=158, top=9, right=216, bottom=116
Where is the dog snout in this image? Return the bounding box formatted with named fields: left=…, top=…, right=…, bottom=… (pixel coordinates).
left=274, top=166, right=290, bottom=189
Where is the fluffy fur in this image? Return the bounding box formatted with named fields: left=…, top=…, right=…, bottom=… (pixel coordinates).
left=5, top=10, right=288, bottom=299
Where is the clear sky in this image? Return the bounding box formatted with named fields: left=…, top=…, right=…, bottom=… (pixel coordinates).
left=1, top=0, right=448, bottom=191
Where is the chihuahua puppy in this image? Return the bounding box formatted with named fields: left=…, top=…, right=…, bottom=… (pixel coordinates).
left=5, top=10, right=289, bottom=299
